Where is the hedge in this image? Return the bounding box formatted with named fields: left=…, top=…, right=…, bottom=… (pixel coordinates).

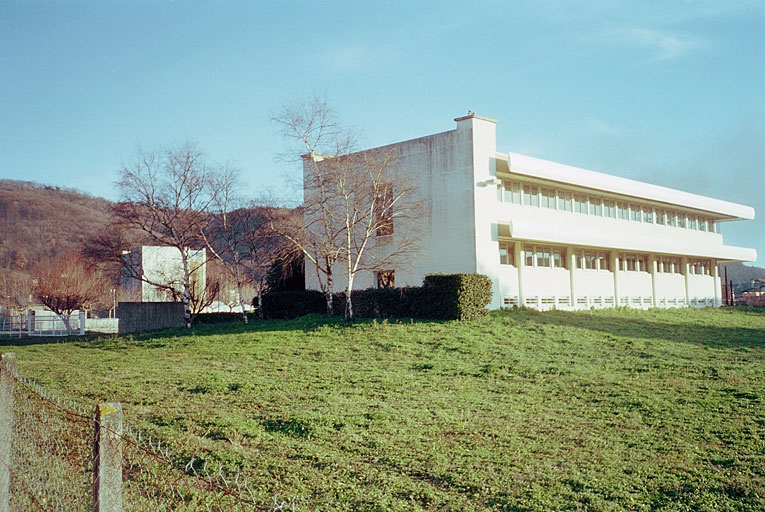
left=261, top=273, right=492, bottom=321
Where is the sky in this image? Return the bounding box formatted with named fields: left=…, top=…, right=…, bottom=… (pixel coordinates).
left=2, top=0, right=764, bottom=266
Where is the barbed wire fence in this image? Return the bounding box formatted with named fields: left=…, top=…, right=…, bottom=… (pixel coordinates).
left=0, top=353, right=296, bottom=512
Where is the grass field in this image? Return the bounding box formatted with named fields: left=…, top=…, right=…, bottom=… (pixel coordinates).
left=3, top=307, right=765, bottom=511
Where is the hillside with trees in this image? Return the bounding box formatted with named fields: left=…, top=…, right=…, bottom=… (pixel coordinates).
left=0, top=180, right=114, bottom=269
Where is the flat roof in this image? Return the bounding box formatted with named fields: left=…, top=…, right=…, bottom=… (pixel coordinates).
left=504, top=152, right=755, bottom=221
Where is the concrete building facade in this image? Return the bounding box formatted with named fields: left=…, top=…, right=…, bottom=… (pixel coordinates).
left=304, top=114, right=756, bottom=310
left=121, top=246, right=207, bottom=303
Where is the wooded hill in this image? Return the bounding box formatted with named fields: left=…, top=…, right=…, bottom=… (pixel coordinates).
left=0, top=180, right=113, bottom=273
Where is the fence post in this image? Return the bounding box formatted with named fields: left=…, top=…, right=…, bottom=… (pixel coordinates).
left=0, top=353, right=16, bottom=512
left=93, top=402, right=123, bottom=512
left=79, top=311, right=86, bottom=335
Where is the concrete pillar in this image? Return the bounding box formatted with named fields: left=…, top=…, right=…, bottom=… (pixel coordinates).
left=650, top=255, right=658, bottom=308
left=569, top=250, right=577, bottom=308
left=713, top=262, right=721, bottom=307
left=0, top=354, right=16, bottom=512
left=93, top=403, right=123, bottom=512
left=612, top=253, right=620, bottom=307
left=515, top=243, right=524, bottom=306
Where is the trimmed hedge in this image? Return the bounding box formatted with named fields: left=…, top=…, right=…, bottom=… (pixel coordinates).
left=194, top=312, right=246, bottom=324
left=261, top=290, right=326, bottom=319
left=417, top=273, right=493, bottom=321
left=261, top=274, right=492, bottom=321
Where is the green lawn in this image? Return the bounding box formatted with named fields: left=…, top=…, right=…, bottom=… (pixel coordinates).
left=4, top=307, right=765, bottom=511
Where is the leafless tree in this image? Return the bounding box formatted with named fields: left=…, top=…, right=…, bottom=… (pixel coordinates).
left=31, top=252, right=107, bottom=334
left=204, top=174, right=297, bottom=321
left=274, top=97, right=422, bottom=319
left=114, top=142, right=223, bottom=327
left=0, top=270, right=32, bottom=315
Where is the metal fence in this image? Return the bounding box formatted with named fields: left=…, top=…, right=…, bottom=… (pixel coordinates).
left=0, top=312, right=84, bottom=337
left=0, top=353, right=294, bottom=511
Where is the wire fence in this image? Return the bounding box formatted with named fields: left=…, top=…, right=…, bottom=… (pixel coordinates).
left=0, top=353, right=295, bottom=511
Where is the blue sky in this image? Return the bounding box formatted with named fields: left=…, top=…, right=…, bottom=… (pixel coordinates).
left=2, top=0, right=764, bottom=266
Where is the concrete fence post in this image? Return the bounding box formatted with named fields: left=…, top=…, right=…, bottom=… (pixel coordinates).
left=93, top=402, right=123, bottom=512
left=79, top=311, right=86, bottom=335
left=0, top=353, right=16, bottom=512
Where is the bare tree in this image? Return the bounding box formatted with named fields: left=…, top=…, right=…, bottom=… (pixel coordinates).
left=114, top=142, right=222, bottom=327
left=274, top=97, right=422, bottom=319
left=32, top=252, right=107, bottom=334
left=204, top=177, right=297, bottom=321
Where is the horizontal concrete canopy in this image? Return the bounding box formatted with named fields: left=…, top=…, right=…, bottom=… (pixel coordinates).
left=501, top=219, right=758, bottom=262
left=506, top=152, right=755, bottom=221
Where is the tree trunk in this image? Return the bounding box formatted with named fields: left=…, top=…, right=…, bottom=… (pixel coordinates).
left=182, top=256, right=192, bottom=328
left=58, top=313, right=72, bottom=335
left=325, top=274, right=334, bottom=317
left=235, top=267, right=248, bottom=324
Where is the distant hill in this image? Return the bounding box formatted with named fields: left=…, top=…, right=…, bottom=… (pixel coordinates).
left=0, top=179, right=114, bottom=272
left=718, top=261, right=765, bottom=292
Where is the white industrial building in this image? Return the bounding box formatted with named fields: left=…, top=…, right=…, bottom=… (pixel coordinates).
left=121, top=246, right=207, bottom=303
left=304, top=114, right=756, bottom=310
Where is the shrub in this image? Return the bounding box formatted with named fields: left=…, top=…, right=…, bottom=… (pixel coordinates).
left=414, top=274, right=492, bottom=321
left=193, top=312, right=245, bottom=324
left=261, top=290, right=326, bottom=319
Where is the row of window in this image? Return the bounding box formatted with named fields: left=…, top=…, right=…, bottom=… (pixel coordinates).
left=498, top=242, right=713, bottom=276
left=500, top=180, right=717, bottom=233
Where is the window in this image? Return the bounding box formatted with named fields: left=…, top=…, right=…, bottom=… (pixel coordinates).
left=677, top=215, right=687, bottom=228
left=643, top=208, right=654, bottom=224
left=597, top=253, right=610, bottom=271
left=575, top=250, right=610, bottom=270
left=699, top=218, right=709, bottom=232
left=589, top=198, right=602, bottom=216
left=583, top=251, right=597, bottom=270
left=536, top=246, right=551, bottom=268
left=522, top=244, right=566, bottom=268
left=604, top=200, right=616, bottom=219
left=375, top=270, right=395, bottom=288
left=630, top=204, right=642, bottom=222
left=499, top=242, right=515, bottom=265
left=574, top=194, right=588, bottom=214
left=541, top=188, right=556, bottom=209
left=667, top=212, right=677, bottom=227
left=657, top=256, right=681, bottom=274
left=524, top=246, right=534, bottom=267
left=557, top=191, right=573, bottom=212
left=552, top=247, right=565, bottom=269
left=523, top=185, right=539, bottom=207
left=617, top=203, right=629, bottom=220
left=503, top=180, right=521, bottom=204
left=619, top=253, right=648, bottom=272
left=688, top=217, right=697, bottom=230
left=689, top=259, right=711, bottom=276
left=375, top=183, right=394, bottom=236
left=656, top=210, right=666, bottom=226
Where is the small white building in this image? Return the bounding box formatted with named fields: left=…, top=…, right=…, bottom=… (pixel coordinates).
left=304, top=114, right=757, bottom=310
left=121, top=246, right=206, bottom=303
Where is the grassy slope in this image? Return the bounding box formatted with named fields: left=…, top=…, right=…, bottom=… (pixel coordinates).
left=4, top=307, right=764, bottom=511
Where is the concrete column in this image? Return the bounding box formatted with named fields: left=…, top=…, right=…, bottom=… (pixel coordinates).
left=569, top=250, right=577, bottom=308
left=93, top=402, right=123, bottom=512
left=79, top=311, right=86, bottom=335
left=713, top=262, right=721, bottom=307
left=515, top=243, right=524, bottom=306
left=683, top=258, right=691, bottom=306
left=650, top=255, right=658, bottom=308
left=612, top=253, right=620, bottom=307
left=0, top=353, right=15, bottom=512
